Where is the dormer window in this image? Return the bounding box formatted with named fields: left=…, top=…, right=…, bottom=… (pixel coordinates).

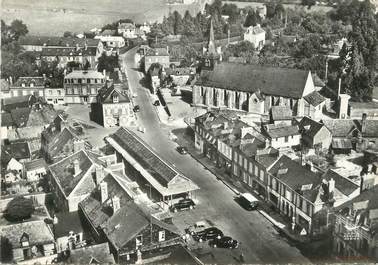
left=20, top=232, right=30, bottom=247
left=21, top=83, right=26, bottom=87
left=113, top=94, right=119, bottom=103
left=30, top=82, right=34, bottom=88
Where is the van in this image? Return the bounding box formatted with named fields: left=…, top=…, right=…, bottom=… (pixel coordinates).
left=238, top=193, right=259, bottom=210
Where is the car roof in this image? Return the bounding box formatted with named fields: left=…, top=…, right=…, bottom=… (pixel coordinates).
left=221, top=236, right=232, bottom=240
left=196, top=220, right=209, bottom=226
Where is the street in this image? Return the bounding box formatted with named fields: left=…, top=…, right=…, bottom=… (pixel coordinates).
left=119, top=48, right=310, bottom=264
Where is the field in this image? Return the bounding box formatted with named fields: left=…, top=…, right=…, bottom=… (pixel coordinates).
left=1, top=0, right=204, bottom=36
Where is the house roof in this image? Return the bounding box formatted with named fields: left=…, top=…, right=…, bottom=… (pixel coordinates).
left=322, top=119, right=359, bottom=138
left=304, top=90, right=326, bottom=107
left=4, top=141, right=31, bottom=161
left=68, top=243, right=115, bottom=264
left=164, top=67, right=194, bottom=76
left=239, top=136, right=266, bottom=157
left=146, top=48, right=169, bottom=56
left=255, top=153, right=279, bottom=168
left=322, top=169, right=359, bottom=197
left=269, top=155, right=321, bottom=202
left=10, top=107, right=31, bottom=128
left=65, top=70, right=105, bottom=79
left=245, top=25, right=265, bottom=35
left=54, top=211, right=85, bottom=238
left=24, top=158, right=47, bottom=172
left=264, top=124, right=300, bottom=139
left=298, top=116, right=326, bottom=138
left=373, top=86, right=378, bottom=100
left=12, top=77, right=45, bottom=88
left=349, top=101, right=378, bottom=110
left=19, top=35, right=100, bottom=48
left=99, top=83, right=130, bottom=104
left=196, top=63, right=312, bottom=99
left=0, top=220, right=54, bottom=247
left=331, top=138, right=352, bottom=149
left=100, top=29, right=117, bottom=36
left=46, top=127, right=80, bottom=158
left=1, top=113, right=14, bottom=127
left=271, top=106, right=293, bottom=121
left=2, top=95, right=35, bottom=112
left=356, top=120, right=378, bottom=138
left=41, top=47, right=96, bottom=57
left=312, top=73, right=325, bottom=87
left=49, top=150, right=105, bottom=197
left=118, top=23, right=135, bottom=30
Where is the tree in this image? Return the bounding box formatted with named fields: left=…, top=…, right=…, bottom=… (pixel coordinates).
left=63, top=31, right=74, bottom=38
left=223, top=41, right=255, bottom=63
left=9, top=19, right=28, bottom=41
left=302, top=0, right=316, bottom=9
left=244, top=10, right=261, bottom=27
left=97, top=53, right=119, bottom=73
left=4, top=196, right=35, bottom=222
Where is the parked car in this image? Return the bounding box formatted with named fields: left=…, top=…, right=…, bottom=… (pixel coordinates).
left=133, top=105, right=140, bottom=112
left=209, top=236, right=239, bottom=249
left=177, top=146, right=188, bottom=154
left=237, top=192, right=259, bottom=211
left=170, top=198, right=195, bottom=213
left=185, top=220, right=211, bottom=235
left=153, top=100, right=160, bottom=106
left=193, top=227, right=223, bottom=242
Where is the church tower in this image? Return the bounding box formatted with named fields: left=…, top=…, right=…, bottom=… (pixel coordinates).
left=207, top=18, right=216, bottom=56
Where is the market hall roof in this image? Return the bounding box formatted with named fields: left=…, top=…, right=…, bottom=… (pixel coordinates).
left=195, top=62, right=313, bottom=99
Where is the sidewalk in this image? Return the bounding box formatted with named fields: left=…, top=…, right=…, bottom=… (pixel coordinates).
left=172, top=128, right=309, bottom=244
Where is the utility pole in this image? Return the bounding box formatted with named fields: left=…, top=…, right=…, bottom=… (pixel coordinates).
left=325, top=57, right=329, bottom=80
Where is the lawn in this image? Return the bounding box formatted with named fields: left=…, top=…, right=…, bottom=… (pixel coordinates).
left=1, top=0, right=202, bottom=36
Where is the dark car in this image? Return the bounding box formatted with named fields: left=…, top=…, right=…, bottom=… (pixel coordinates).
left=170, top=198, right=195, bottom=213
left=153, top=100, right=160, bottom=106
left=177, top=146, right=188, bottom=154
left=209, top=236, right=239, bottom=249
left=193, top=227, right=223, bottom=242
left=133, top=105, right=140, bottom=112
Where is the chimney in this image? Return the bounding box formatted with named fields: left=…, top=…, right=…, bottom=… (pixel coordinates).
left=53, top=215, right=58, bottom=224
left=361, top=113, right=367, bottom=134
left=328, top=178, right=335, bottom=193
left=95, top=165, right=105, bottom=184
left=42, top=73, right=46, bottom=80
left=63, top=69, right=67, bottom=77
left=9, top=76, right=13, bottom=85
left=112, top=196, right=120, bottom=213
left=166, top=45, right=169, bottom=54
left=73, top=159, right=80, bottom=175
left=76, top=43, right=79, bottom=51
left=84, top=41, right=88, bottom=51
left=73, top=139, right=85, bottom=152
left=103, top=69, right=106, bottom=78
left=100, top=182, right=108, bottom=203
left=223, top=121, right=228, bottom=129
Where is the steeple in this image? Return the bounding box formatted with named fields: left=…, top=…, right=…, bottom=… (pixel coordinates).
left=207, top=18, right=216, bottom=55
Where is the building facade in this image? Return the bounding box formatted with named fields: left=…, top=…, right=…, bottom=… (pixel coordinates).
left=8, top=77, right=46, bottom=98
left=44, top=87, right=65, bottom=105
left=144, top=48, right=170, bottom=72
left=243, top=24, right=266, bottom=50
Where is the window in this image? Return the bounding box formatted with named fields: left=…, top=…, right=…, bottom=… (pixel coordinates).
left=87, top=78, right=91, bottom=84
left=95, top=79, right=98, bottom=84
left=82, top=87, right=87, bottom=95
left=254, top=165, right=258, bottom=177
left=136, top=235, right=143, bottom=247
left=284, top=136, right=288, bottom=143
left=244, top=158, right=248, bottom=170
left=113, top=95, right=119, bottom=103
left=248, top=162, right=253, bottom=174
left=158, top=230, right=165, bottom=242
left=91, top=88, right=96, bottom=95
left=259, top=169, right=264, bottom=181
left=78, top=78, right=82, bottom=84
left=58, top=90, right=61, bottom=96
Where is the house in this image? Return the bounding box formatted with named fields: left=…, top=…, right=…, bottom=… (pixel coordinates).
left=91, top=82, right=135, bottom=128
left=163, top=66, right=195, bottom=87
left=144, top=48, right=170, bottom=73
left=270, top=105, right=293, bottom=125
left=24, top=158, right=47, bottom=182
left=262, top=123, right=301, bottom=149
left=0, top=220, right=55, bottom=263
left=48, top=149, right=113, bottom=212
left=298, top=116, right=332, bottom=149
left=2, top=141, right=31, bottom=164
left=333, top=185, right=378, bottom=261
left=18, top=36, right=103, bottom=58
left=1, top=95, right=37, bottom=113
left=44, top=87, right=65, bottom=105
left=8, top=77, right=46, bottom=98
left=148, top=64, right=162, bottom=94
left=99, top=29, right=117, bottom=36
left=80, top=195, right=182, bottom=264
left=64, top=70, right=106, bottom=104
left=94, top=35, right=125, bottom=48
left=53, top=211, right=87, bottom=253
left=41, top=46, right=97, bottom=69
left=303, top=90, right=326, bottom=120
left=348, top=101, right=378, bottom=120
left=65, top=243, right=115, bottom=264
left=193, top=63, right=317, bottom=117
left=105, top=127, right=199, bottom=204
left=5, top=158, right=24, bottom=181
left=118, top=23, right=137, bottom=39
left=243, top=24, right=266, bottom=50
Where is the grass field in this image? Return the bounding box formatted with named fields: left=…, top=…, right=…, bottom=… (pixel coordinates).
left=1, top=0, right=203, bottom=36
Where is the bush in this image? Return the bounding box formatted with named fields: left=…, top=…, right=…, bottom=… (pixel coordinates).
left=4, top=196, right=35, bottom=222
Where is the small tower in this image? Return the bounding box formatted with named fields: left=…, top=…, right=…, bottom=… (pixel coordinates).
left=207, top=18, right=216, bottom=56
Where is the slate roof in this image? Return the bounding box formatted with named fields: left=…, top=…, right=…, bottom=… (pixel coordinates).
left=98, top=83, right=130, bottom=104
left=239, top=136, right=266, bottom=157
left=12, top=77, right=45, bottom=88
left=196, top=63, right=312, bottom=99
left=65, top=70, right=105, bottom=80
left=67, top=243, right=115, bottom=264
left=269, top=155, right=321, bottom=202
left=304, top=91, right=326, bottom=107
left=271, top=106, right=293, bottom=121
left=264, top=124, right=300, bottom=139
left=4, top=141, right=31, bottom=160
left=255, top=153, right=279, bottom=168
left=336, top=185, right=378, bottom=213
left=46, top=127, right=80, bottom=159
left=323, top=119, right=359, bottom=138
left=1, top=113, right=14, bottom=127
left=49, top=150, right=105, bottom=197
left=109, top=128, right=178, bottom=186
left=24, top=158, right=47, bottom=172
left=298, top=116, right=326, bottom=138
left=322, top=169, right=359, bottom=197
left=19, top=35, right=100, bottom=48
left=0, top=220, right=54, bottom=247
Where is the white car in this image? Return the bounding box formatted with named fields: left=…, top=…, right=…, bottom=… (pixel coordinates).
left=185, top=220, right=211, bottom=235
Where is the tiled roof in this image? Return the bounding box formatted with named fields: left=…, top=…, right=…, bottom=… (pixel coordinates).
left=1, top=95, right=35, bottom=111
left=322, top=169, right=359, bottom=197
left=10, top=107, right=30, bottom=128
left=332, top=138, right=352, bottom=149
left=99, top=83, right=130, bottom=104
left=0, top=220, right=54, bottom=247
left=19, top=35, right=100, bottom=48
left=65, top=70, right=105, bottom=80
left=67, top=243, right=115, bottom=264
left=110, top=128, right=178, bottom=186
left=323, top=119, right=359, bottom=138
left=54, top=211, right=84, bottom=238
left=356, top=120, right=378, bottom=138
left=100, top=29, right=117, bottom=36
left=12, top=77, right=45, bottom=88
left=47, top=127, right=79, bottom=159
left=312, top=73, right=325, bottom=87
left=255, top=153, right=279, bottom=168
left=336, top=185, right=378, bottom=212
left=164, top=67, right=194, bottom=76
left=41, top=47, right=96, bottom=57
left=146, top=48, right=169, bottom=56
left=304, top=90, right=326, bottom=107
left=196, top=63, right=311, bottom=99
left=1, top=113, right=14, bottom=127
left=271, top=106, right=293, bottom=121
left=269, top=155, right=321, bottom=202
left=4, top=141, right=31, bottom=160
left=118, top=23, right=135, bottom=30
left=49, top=150, right=102, bottom=197
left=24, top=158, right=47, bottom=172
left=264, top=124, right=299, bottom=139
left=298, top=116, right=325, bottom=138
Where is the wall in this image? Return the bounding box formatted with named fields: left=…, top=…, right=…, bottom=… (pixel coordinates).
left=270, top=134, right=301, bottom=149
